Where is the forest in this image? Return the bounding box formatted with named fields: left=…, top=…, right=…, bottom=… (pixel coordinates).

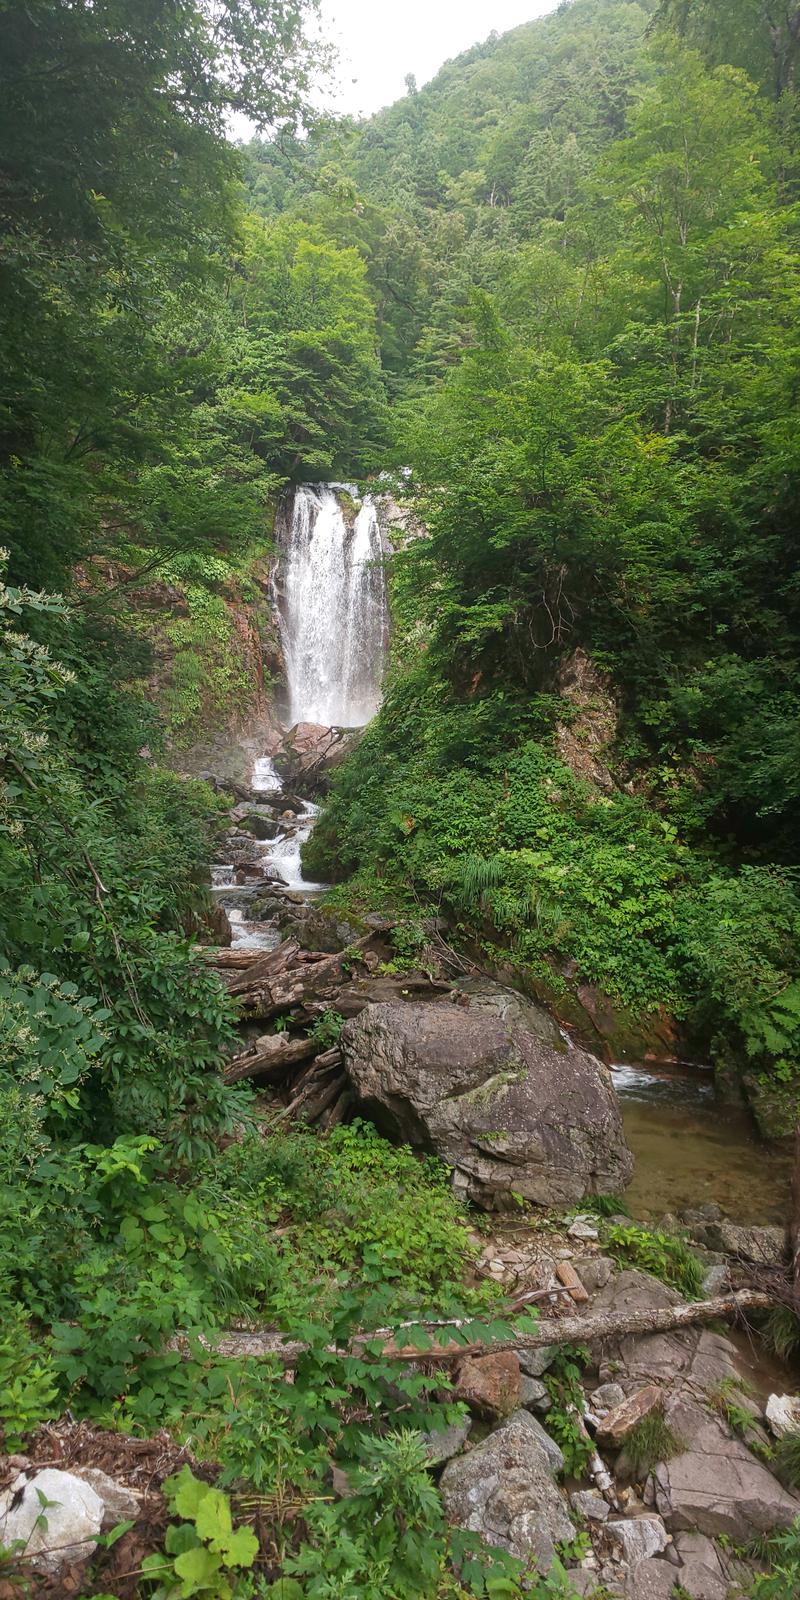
left=1, top=0, right=800, bottom=1596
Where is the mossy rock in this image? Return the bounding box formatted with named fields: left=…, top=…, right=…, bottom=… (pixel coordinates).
left=743, top=1071, right=800, bottom=1139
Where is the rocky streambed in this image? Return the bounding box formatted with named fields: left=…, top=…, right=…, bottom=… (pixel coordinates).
left=179, top=736, right=800, bottom=1599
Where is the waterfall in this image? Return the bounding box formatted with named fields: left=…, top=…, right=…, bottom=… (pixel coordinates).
left=275, top=484, right=389, bottom=728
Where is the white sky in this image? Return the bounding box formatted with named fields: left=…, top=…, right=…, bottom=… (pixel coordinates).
left=318, top=0, right=555, bottom=118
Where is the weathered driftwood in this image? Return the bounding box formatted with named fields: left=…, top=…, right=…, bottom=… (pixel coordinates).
left=170, top=1289, right=774, bottom=1369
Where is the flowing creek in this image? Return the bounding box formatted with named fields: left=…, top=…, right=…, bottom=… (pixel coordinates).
left=211, top=482, right=790, bottom=1227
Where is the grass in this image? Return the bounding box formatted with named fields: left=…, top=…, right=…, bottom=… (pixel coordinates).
left=623, top=1405, right=684, bottom=1478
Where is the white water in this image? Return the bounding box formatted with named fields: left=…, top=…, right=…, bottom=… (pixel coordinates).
left=251, top=755, right=281, bottom=793
left=266, top=801, right=324, bottom=892
left=276, top=485, right=389, bottom=728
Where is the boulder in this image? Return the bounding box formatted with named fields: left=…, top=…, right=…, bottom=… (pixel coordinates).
left=0, top=1469, right=104, bottom=1572
left=765, top=1393, right=800, bottom=1438
left=571, top=1490, right=610, bottom=1522
left=693, top=1222, right=785, bottom=1267
left=671, top=1532, right=729, bottom=1600
left=452, top=975, right=562, bottom=1047
left=239, top=811, right=281, bottom=841
left=340, top=1002, right=633, bottom=1207
left=524, top=1414, right=565, bottom=1475
left=624, top=1559, right=675, bottom=1600
left=518, top=1344, right=558, bottom=1377
left=592, top=1272, right=742, bottom=1396
left=454, top=1352, right=521, bottom=1419
left=70, top=1466, right=140, bottom=1528
left=439, top=1409, right=573, bottom=1570
left=607, top=1515, right=670, bottom=1565
left=649, top=1394, right=799, bottom=1538
left=421, top=1416, right=472, bottom=1464
left=520, top=1375, right=551, bottom=1413
left=576, top=1256, right=615, bottom=1294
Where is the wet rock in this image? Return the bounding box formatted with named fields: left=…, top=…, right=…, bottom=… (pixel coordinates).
left=421, top=1416, right=472, bottom=1463
left=571, top=1490, right=610, bottom=1522
left=650, top=1394, right=799, bottom=1537
left=520, top=1375, right=551, bottom=1413
left=0, top=1469, right=104, bottom=1572
left=454, top=1352, right=521, bottom=1418
left=439, top=1409, right=573, bottom=1570
left=239, top=811, right=280, bottom=840
left=765, top=1393, right=800, bottom=1438
left=340, top=1002, right=633, bottom=1207
left=597, top=1386, right=665, bottom=1449
left=607, top=1515, right=669, bottom=1565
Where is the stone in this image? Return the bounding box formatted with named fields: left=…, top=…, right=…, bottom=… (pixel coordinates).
left=454, top=1352, right=521, bottom=1419
left=592, top=1383, right=627, bottom=1413
left=607, top=1516, right=670, bottom=1565
left=650, top=1394, right=800, bottom=1538
left=671, top=1534, right=728, bottom=1600
left=70, top=1467, right=140, bottom=1528
left=421, top=1416, right=472, bottom=1464
left=0, top=1469, right=104, bottom=1572
left=576, top=1255, right=615, bottom=1293
left=340, top=1002, right=633, bottom=1207
left=523, top=1413, right=565, bottom=1475
left=625, top=1559, right=676, bottom=1600
left=520, top=1375, right=551, bottom=1413
left=518, top=1344, right=558, bottom=1377
left=765, top=1393, right=800, bottom=1439
left=571, top=1490, right=610, bottom=1522
left=570, top=1573, right=621, bottom=1598
left=453, top=975, right=562, bottom=1047
left=696, top=1222, right=785, bottom=1267
left=591, top=1272, right=742, bottom=1397
left=239, top=811, right=280, bottom=840
left=439, top=1409, right=574, bottom=1570
left=569, top=1218, right=600, bottom=1241
left=597, top=1386, right=665, bottom=1448
left=701, top=1265, right=730, bottom=1297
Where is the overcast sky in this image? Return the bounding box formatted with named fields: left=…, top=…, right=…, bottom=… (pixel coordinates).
left=316, top=1, right=555, bottom=118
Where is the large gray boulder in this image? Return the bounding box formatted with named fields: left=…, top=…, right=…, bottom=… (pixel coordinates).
left=439, top=1409, right=573, bottom=1570
left=649, top=1394, right=799, bottom=1539
left=340, top=1001, right=633, bottom=1206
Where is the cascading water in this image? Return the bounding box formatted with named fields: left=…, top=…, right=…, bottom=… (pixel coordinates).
left=276, top=484, right=389, bottom=728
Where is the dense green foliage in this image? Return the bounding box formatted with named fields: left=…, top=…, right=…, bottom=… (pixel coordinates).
left=281, top=0, right=800, bottom=1118
left=4, top=0, right=800, bottom=1590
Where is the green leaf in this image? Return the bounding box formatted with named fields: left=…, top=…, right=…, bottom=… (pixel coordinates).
left=168, top=1465, right=210, bottom=1521
left=220, top=1524, right=258, bottom=1568
left=194, top=1486, right=233, bottom=1545
left=174, top=1544, right=226, bottom=1596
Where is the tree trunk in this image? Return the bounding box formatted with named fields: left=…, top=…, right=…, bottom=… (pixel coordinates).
left=170, top=1289, right=774, bottom=1368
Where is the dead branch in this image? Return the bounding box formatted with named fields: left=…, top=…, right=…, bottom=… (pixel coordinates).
left=169, top=1289, right=775, bottom=1369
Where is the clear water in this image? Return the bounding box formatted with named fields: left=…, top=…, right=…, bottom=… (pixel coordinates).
left=612, top=1062, right=791, bottom=1224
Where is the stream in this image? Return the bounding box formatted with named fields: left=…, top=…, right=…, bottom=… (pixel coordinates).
left=612, top=1061, right=790, bottom=1224
left=211, top=482, right=790, bottom=1232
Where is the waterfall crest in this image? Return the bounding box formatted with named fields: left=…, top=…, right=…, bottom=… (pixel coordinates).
left=276, top=484, right=389, bottom=728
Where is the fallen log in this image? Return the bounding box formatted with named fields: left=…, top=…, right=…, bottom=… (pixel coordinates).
left=224, top=1033, right=317, bottom=1084
left=202, top=948, right=264, bottom=970
left=227, top=940, right=301, bottom=996
left=170, top=1289, right=774, bottom=1368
